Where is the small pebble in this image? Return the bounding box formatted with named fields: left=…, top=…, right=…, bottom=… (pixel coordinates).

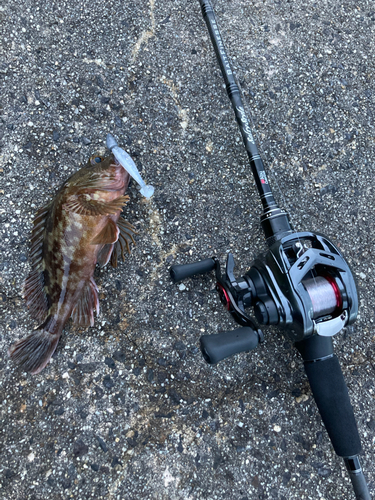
left=296, top=394, right=309, bottom=403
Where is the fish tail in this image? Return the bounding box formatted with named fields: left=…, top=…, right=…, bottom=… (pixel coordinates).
left=8, top=317, right=60, bottom=375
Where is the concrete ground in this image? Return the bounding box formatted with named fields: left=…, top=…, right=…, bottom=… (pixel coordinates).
left=0, top=0, right=374, bottom=498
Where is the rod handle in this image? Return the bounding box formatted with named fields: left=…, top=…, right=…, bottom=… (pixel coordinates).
left=170, top=258, right=215, bottom=282
left=200, top=326, right=260, bottom=364
left=296, top=336, right=361, bottom=458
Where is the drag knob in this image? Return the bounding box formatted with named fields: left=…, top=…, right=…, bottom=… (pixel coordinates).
left=254, top=299, right=279, bottom=325
left=254, top=301, right=269, bottom=324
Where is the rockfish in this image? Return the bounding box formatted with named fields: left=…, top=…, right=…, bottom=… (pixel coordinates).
left=9, top=153, right=137, bottom=374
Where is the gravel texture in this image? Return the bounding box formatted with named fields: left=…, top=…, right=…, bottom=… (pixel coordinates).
left=0, top=0, right=374, bottom=499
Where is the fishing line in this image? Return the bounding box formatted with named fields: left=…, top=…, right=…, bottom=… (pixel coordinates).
left=169, top=2, right=370, bottom=497
left=218, top=10, right=301, bottom=225
left=203, top=1, right=299, bottom=231
left=210, top=0, right=365, bottom=228
left=217, top=4, right=322, bottom=300
left=198, top=0, right=313, bottom=279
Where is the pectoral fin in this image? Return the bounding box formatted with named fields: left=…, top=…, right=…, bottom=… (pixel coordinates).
left=91, top=219, right=119, bottom=245
left=97, top=243, right=114, bottom=267
left=110, top=217, right=138, bottom=268
left=63, top=195, right=130, bottom=216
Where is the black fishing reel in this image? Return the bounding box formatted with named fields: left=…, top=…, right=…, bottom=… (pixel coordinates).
left=171, top=1, right=370, bottom=497
left=171, top=233, right=369, bottom=498
left=170, top=231, right=358, bottom=364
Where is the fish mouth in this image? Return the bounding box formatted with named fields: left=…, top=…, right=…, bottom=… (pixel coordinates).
left=111, top=155, right=132, bottom=188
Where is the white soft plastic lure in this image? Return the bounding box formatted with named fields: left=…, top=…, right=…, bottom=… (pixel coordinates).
left=106, top=134, right=154, bottom=198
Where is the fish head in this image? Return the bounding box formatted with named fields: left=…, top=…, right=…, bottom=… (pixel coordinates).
left=83, top=152, right=131, bottom=193
left=61, top=152, right=131, bottom=196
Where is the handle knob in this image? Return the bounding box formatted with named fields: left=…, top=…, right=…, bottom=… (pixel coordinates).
left=170, top=258, right=216, bottom=282
left=200, top=326, right=261, bottom=364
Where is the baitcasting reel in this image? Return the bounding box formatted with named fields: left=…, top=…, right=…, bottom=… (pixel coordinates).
left=170, top=1, right=370, bottom=498
left=170, top=231, right=358, bottom=364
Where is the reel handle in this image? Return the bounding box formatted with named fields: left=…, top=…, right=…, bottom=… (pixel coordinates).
left=200, top=326, right=261, bottom=364
left=170, top=258, right=215, bottom=282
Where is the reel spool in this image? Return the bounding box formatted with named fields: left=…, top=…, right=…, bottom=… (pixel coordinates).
left=170, top=231, right=357, bottom=349
left=170, top=1, right=370, bottom=498
left=302, top=275, right=342, bottom=319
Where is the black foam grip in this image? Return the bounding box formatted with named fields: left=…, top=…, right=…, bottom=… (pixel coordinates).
left=200, top=327, right=259, bottom=364
left=303, top=355, right=362, bottom=458
left=170, top=258, right=215, bottom=282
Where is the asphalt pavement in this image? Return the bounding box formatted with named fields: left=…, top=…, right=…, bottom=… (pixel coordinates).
left=0, top=0, right=374, bottom=498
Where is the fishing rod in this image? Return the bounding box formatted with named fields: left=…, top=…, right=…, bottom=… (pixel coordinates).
left=170, top=1, right=370, bottom=498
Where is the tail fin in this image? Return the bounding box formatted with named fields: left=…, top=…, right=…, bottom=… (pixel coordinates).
left=8, top=325, right=60, bottom=375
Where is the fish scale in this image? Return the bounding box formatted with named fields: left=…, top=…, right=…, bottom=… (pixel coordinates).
left=9, top=153, right=138, bottom=375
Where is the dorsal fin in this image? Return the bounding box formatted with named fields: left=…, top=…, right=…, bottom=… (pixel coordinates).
left=23, top=202, right=52, bottom=322
left=29, top=202, right=51, bottom=269
left=23, top=270, right=48, bottom=322
left=63, top=195, right=129, bottom=216
left=71, top=278, right=99, bottom=327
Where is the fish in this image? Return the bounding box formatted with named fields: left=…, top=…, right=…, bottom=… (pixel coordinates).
left=9, top=152, right=137, bottom=374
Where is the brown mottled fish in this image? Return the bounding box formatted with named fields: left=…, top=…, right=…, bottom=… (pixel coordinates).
left=9, top=153, right=137, bottom=374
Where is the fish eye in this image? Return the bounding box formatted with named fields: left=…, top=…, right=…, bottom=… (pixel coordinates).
left=90, top=155, right=104, bottom=165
